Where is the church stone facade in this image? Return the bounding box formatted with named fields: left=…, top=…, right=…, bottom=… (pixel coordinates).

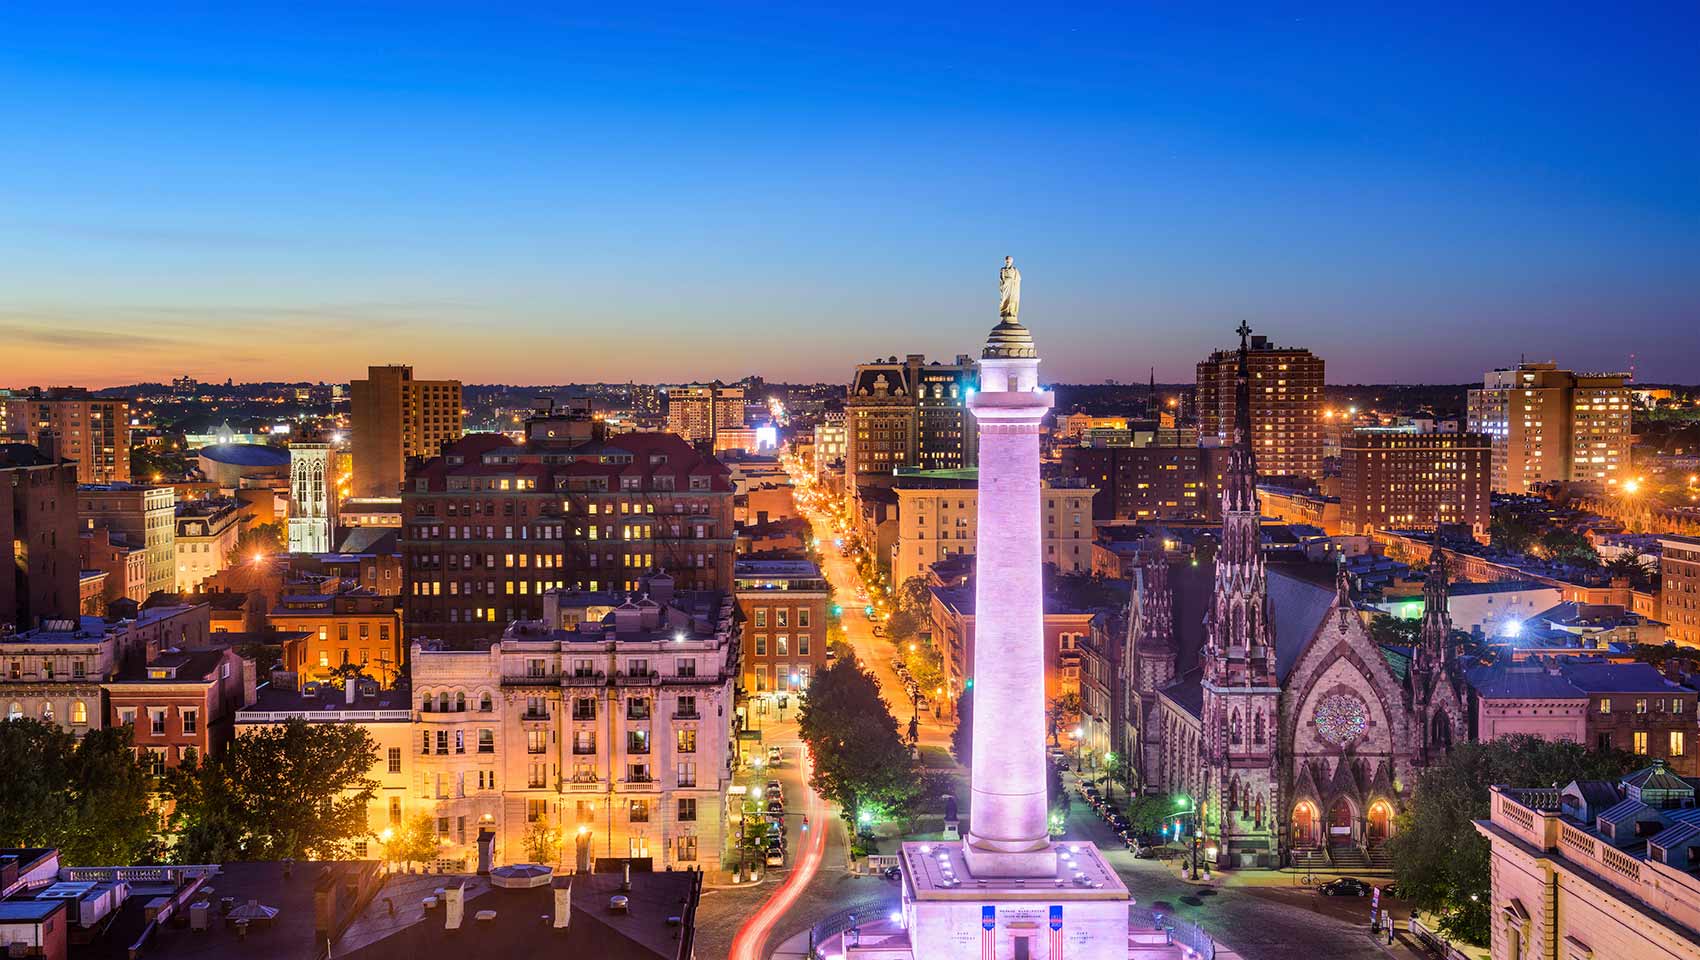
left=1137, top=324, right=1468, bottom=869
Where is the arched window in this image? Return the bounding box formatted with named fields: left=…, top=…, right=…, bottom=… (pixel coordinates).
left=1431, top=711, right=1453, bottom=752
left=438, top=692, right=451, bottom=712
left=72, top=701, right=87, bottom=724
left=6, top=702, right=20, bottom=721
left=479, top=693, right=493, bottom=712
left=455, top=691, right=467, bottom=713
left=1230, top=709, right=1243, bottom=744
left=41, top=702, right=54, bottom=722
left=1254, top=710, right=1266, bottom=745
left=421, top=693, right=433, bottom=713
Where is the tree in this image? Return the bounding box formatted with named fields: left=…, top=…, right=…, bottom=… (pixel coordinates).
left=1489, top=510, right=1538, bottom=554
left=1368, top=613, right=1422, bottom=648
left=168, top=717, right=378, bottom=861
left=1388, top=735, right=1643, bottom=945
left=797, top=659, right=922, bottom=829
left=225, top=521, right=285, bottom=567
left=950, top=688, right=973, bottom=769
left=0, top=720, right=158, bottom=865
left=523, top=822, right=561, bottom=865
left=895, top=576, right=931, bottom=619
left=1125, top=794, right=1172, bottom=840
left=382, top=812, right=441, bottom=869
left=1047, top=692, right=1083, bottom=748
left=1538, top=528, right=1598, bottom=566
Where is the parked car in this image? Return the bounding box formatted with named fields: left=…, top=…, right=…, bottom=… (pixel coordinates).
left=766, top=779, right=783, bottom=796
left=872, top=625, right=886, bottom=638
left=766, top=799, right=785, bottom=816
left=765, top=844, right=786, bottom=866
left=1379, top=882, right=1403, bottom=899
left=1320, top=877, right=1373, bottom=897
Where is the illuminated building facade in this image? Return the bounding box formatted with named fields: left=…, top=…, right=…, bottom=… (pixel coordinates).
left=1467, top=362, right=1631, bottom=493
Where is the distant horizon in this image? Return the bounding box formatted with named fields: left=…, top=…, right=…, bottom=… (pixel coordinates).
left=19, top=373, right=1696, bottom=394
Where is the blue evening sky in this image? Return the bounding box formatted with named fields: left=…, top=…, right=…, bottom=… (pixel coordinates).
left=0, top=2, right=1695, bottom=386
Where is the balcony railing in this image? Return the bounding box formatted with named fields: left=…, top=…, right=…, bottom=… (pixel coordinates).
left=572, top=742, right=597, bottom=755
left=673, top=709, right=701, bottom=720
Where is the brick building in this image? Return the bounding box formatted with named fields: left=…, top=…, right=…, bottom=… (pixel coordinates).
left=0, top=387, right=131, bottom=483
left=1, top=443, right=80, bottom=631
left=1059, top=443, right=1230, bottom=523
left=106, top=644, right=253, bottom=772
left=1195, top=332, right=1325, bottom=481
left=270, top=587, right=405, bottom=687
left=1338, top=428, right=1490, bottom=538
left=350, top=364, right=463, bottom=498
left=733, top=557, right=829, bottom=695
left=77, top=483, right=176, bottom=598
left=1662, top=534, right=1700, bottom=648
left=402, top=431, right=735, bottom=646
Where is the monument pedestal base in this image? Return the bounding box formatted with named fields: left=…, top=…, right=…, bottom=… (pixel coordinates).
left=893, top=840, right=1132, bottom=959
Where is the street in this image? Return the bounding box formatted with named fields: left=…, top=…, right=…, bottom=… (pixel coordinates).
left=1057, top=776, right=1431, bottom=960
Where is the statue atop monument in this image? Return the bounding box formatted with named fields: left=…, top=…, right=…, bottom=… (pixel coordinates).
left=998, top=255, right=1021, bottom=319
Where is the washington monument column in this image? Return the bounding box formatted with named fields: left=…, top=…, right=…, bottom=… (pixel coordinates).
left=964, top=258, right=1056, bottom=876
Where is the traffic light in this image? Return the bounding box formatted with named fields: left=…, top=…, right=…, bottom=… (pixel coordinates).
left=864, top=605, right=875, bottom=617
left=831, top=604, right=843, bottom=616
left=964, top=677, right=973, bottom=690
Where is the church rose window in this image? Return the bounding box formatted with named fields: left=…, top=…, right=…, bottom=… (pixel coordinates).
left=1313, top=693, right=1370, bottom=747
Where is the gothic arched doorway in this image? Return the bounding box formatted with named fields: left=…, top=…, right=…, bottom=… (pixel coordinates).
left=1367, top=800, right=1392, bottom=845
left=1327, top=797, right=1355, bottom=846
left=1291, top=801, right=1319, bottom=848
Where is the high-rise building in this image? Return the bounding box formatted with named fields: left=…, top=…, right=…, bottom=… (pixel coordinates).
left=843, top=354, right=977, bottom=478
left=349, top=365, right=463, bottom=498
left=288, top=442, right=334, bottom=554
left=664, top=383, right=744, bottom=444
left=0, top=443, right=80, bottom=631
left=401, top=430, right=735, bottom=646
left=77, top=483, right=176, bottom=598
left=0, top=387, right=132, bottom=483
left=1338, top=427, right=1491, bottom=538
left=1467, top=362, right=1632, bottom=492
left=1195, top=333, right=1324, bottom=480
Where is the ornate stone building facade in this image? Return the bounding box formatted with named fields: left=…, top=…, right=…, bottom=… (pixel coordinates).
left=1142, top=325, right=1467, bottom=870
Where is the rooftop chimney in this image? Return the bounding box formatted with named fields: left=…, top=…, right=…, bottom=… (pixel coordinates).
left=621, top=862, right=631, bottom=892
left=344, top=678, right=357, bottom=706
left=552, top=877, right=572, bottom=930
left=444, top=881, right=465, bottom=931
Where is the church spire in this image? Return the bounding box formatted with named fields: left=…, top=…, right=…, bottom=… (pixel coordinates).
left=1418, top=542, right=1454, bottom=672
left=1204, top=322, right=1274, bottom=685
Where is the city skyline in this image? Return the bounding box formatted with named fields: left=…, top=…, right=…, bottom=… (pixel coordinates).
left=3, top=4, right=1697, bottom=386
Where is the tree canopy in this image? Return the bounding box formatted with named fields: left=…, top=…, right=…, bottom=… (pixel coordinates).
left=0, top=720, right=158, bottom=865
left=167, top=717, right=378, bottom=861
left=224, top=521, right=285, bottom=567
left=1387, top=735, right=1643, bottom=945
left=797, top=658, right=921, bottom=827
